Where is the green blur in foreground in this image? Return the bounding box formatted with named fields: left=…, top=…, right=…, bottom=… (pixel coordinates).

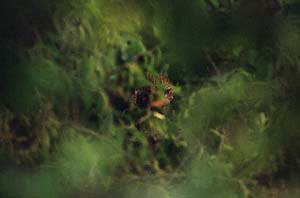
left=0, top=129, right=123, bottom=197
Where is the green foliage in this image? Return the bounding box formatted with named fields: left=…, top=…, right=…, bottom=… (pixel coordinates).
left=0, top=127, right=123, bottom=197
left=52, top=129, right=123, bottom=190
left=181, top=70, right=273, bottom=139
left=177, top=154, right=246, bottom=198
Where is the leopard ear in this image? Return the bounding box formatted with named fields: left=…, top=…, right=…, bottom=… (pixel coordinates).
left=164, top=86, right=174, bottom=101
left=160, top=74, right=170, bottom=84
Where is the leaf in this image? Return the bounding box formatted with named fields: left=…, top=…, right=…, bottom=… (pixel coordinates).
left=209, top=0, right=220, bottom=8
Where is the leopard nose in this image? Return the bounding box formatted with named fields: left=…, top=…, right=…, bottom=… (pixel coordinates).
left=150, top=99, right=168, bottom=107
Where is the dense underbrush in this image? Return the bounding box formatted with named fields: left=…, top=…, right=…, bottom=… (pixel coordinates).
left=1, top=0, right=300, bottom=197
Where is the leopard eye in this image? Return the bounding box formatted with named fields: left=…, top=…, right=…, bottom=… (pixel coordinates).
left=164, top=87, right=174, bottom=100
left=164, top=87, right=172, bottom=94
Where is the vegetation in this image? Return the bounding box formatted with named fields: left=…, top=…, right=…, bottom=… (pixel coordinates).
left=1, top=0, right=300, bottom=197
